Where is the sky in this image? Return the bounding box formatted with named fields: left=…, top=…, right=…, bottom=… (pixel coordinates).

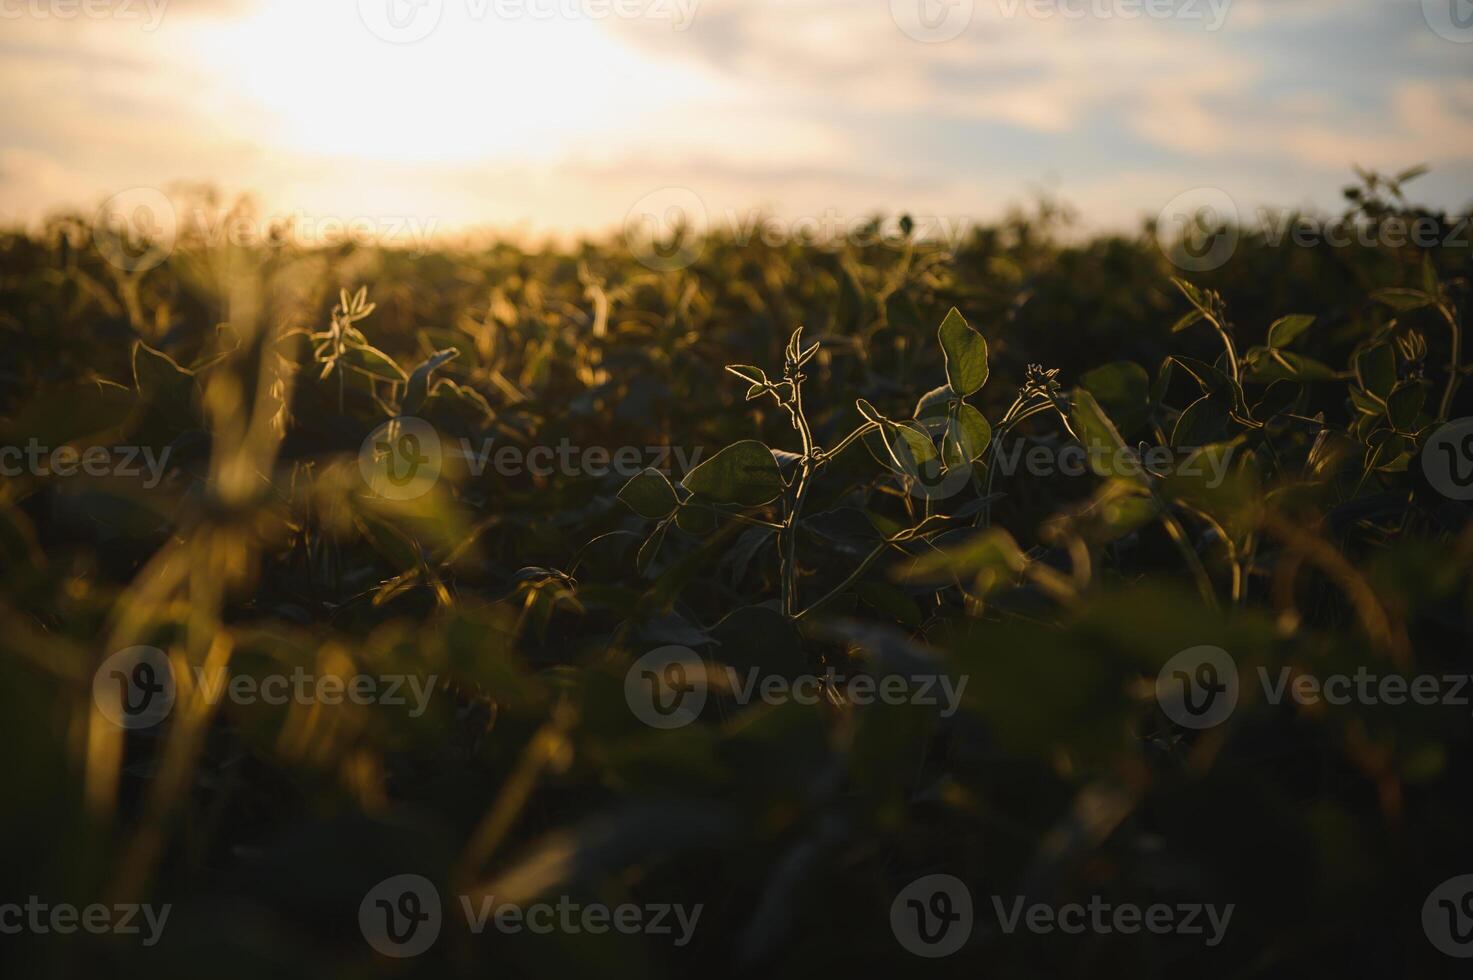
left=0, top=0, right=1469, bottom=244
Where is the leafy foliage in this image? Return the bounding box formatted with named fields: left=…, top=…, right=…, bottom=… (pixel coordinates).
left=1, top=176, right=1471, bottom=976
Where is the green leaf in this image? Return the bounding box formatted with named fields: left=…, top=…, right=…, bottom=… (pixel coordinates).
left=881, top=421, right=940, bottom=474
left=897, top=527, right=1026, bottom=595
left=1422, top=254, right=1440, bottom=299
left=937, top=307, right=988, bottom=396
left=725, top=364, right=768, bottom=386
left=1171, top=355, right=1250, bottom=418
left=1395, top=164, right=1429, bottom=185
left=1366, top=429, right=1411, bottom=472
left=913, top=383, right=953, bottom=420
left=675, top=501, right=719, bottom=535
left=1151, top=357, right=1175, bottom=407
left=422, top=378, right=493, bottom=427
left=637, top=520, right=669, bottom=576
left=681, top=440, right=784, bottom=506
left=1079, top=361, right=1150, bottom=436
left=855, top=398, right=887, bottom=425
left=1070, top=388, right=1139, bottom=482
left=1171, top=277, right=1210, bottom=315
left=1170, top=310, right=1203, bottom=334
left=618, top=467, right=679, bottom=520
left=943, top=404, right=992, bottom=468
left=1372, top=288, right=1433, bottom=312
left=1252, top=380, right=1302, bottom=422
left=1354, top=344, right=1397, bottom=400
left=403, top=347, right=459, bottom=415
left=1267, top=315, right=1314, bottom=349
left=1172, top=394, right=1231, bottom=448
left=340, top=342, right=407, bottom=382
left=1385, top=381, right=1427, bottom=431
left=1244, top=347, right=1336, bottom=382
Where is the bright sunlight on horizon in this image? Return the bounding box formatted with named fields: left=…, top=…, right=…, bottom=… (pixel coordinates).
left=1, top=0, right=1470, bottom=242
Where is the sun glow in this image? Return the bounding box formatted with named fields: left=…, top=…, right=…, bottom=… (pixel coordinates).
left=183, top=2, right=708, bottom=166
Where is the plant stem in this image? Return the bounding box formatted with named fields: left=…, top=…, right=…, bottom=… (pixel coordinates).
left=780, top=364, right=816, bottom=617
left=794, top=542, right=889, bottom=620
left=1437, top=301, right=1462, bottom=421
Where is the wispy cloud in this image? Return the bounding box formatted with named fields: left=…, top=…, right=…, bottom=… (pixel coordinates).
left=0, top=0, right=1466, bottom=234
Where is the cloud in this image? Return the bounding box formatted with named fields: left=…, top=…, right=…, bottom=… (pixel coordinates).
left=0, top=0, right=1464, bottom=232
